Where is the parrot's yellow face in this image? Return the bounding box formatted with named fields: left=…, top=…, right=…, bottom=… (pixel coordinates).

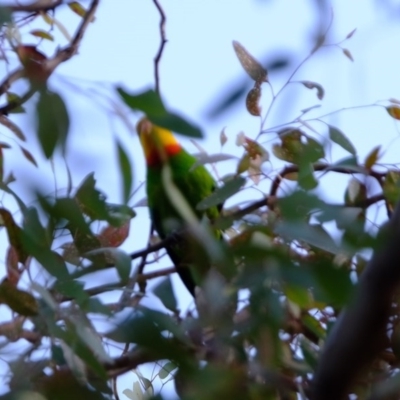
left=137, top=117, right=181, bottom=166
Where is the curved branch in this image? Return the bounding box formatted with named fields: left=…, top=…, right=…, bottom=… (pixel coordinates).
left=270, top=162, right=385, bottom=198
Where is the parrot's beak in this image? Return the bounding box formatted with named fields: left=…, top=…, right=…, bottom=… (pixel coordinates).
left=137, top=117, right=152, bottom=137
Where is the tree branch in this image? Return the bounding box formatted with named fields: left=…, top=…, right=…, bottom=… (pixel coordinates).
left=45, top=0, right=99, bottom=72
left=152, top=0, right=166, bottom=94
left=105, top=346, right=161, bottom=378
left=4, top=0, right=63, bottom=13
left=270, top=162, right=385, bottom=198
left=312, top=200, right=400, bottom=399
left=0, top=317, right=40, bottom=343
left=0, top=0, right=99, bottom=115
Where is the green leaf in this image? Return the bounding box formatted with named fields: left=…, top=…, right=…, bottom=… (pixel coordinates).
left=75, top=173, right=109, bottom=220
left=117, top=88, right=203, bottom=138
left=285, top=284, right=312, bottom=309
left=117, top=140, right=133, bottom=203
left=300, top=337, right=318, bottom=369
left=278, top=191, right=324, bottom=221
left=71, top=314, right=112, bottom=363
left=197, top=176, right=245, bottom=210
left=105, top=203, right=136, bottom=223
left=325, top=156, right=364, bottom=173
left=0, top=208, right=28, bottom=263
left=118, top=87, right=166, bottom=115
left=30, top=29, right=54, bottom=41
left=86, top=248, right=131, bottom=282
left=107, top=307, right=188, bottom=354
left=311, top=260, right=354, bottom=306
left=52, top=344, right=66, bottom=366
left=328, top=126, right=356, bottom=155
left=302, top=137, right=325, bottom=163
left=0, top=7, right=12, bottom=24
left=6, top=92, right=25, bottom=114
left=316, top=205, right=363, bottom=229
left=383, top=170, right=400, bottom=208
left=273, top=131, right=324, bottom=165
left=302, top=314, right=326, bottom=339
left=158, top=361, right=177, bottom=379
left=86, top=298, right=112, bottom=316
left=298, top=162, right=318, bottom=190
left=21, top=207, right=69, bottom=279
left=36, top=89, right=69, bottom=158
left=275, top=221, right=340, bottom=255
left=54, top=280, right=87, bottom=302
left=0, top=182, right=27, bottom=211
left=149, top=113, right=202, bottom=138
left=153, top=277, right=177, bottom=312
left=364, top=145, right=381, bottom=169
left=192, top=153, right=237, bottom=168
left=50, top=322, right=107, bottom=379
left=68, top=2, right=88, bottom=18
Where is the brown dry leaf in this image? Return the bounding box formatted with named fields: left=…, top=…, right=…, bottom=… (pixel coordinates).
left=220, top=127, right=227, bottom=147
left=0, top=209, right=27, bottom=264
left=20, top=146, right=38, bottom=167
left=301, top=81, right=325, bottom=100
left=0, top=115, right=26, bottom=141
left=346, top=28, right=357, bottom=39
left=342, top=48, right=354, bottom=62
left=16, top=45, right=49, bottom=82
left=97, top=220, right=130, bottom=248
left=246, top=85, right=261, bottom=116
left=6, top=246, right=20, bottom=286
left=232, top=40, right=268, bottom=83
left=386, top=106, right=400, bottom=120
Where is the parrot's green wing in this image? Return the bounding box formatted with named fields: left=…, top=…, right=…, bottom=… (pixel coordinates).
left=146, top=150, right=222, bottom=295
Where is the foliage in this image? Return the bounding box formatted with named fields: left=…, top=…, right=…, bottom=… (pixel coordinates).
left=0, top=2, right=398, bottom=400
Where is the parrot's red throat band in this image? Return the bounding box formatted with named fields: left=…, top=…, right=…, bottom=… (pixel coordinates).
left=146, top=143, right=182, bottom=166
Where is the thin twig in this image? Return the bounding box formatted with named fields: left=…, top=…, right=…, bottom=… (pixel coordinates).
left=0, top=69, right=24, bottom=96
left=152, top=0, right=166, bottom=94
left=5, top=0, right=63, bottom=13
left=130, top=234, right=174, bottom=261
left=0, top=0, right=99, bottom=115
left=0, top=317, right=40, bottom=343
left=45, top=0, right=99, bottom=72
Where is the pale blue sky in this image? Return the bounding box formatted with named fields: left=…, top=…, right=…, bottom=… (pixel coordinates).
left=0, top=0, right=400, bottom=397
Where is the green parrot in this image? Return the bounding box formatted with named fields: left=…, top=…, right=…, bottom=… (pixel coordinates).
left=137, top=117, right=222, bottom=296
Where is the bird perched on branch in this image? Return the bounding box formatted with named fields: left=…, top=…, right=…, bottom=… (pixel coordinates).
left=137, top=117, right=223, bottom=296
